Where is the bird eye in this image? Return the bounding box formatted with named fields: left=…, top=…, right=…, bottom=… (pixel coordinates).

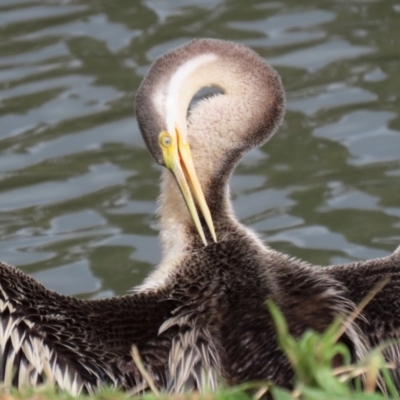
left=159, top=131, right=173, bottom=148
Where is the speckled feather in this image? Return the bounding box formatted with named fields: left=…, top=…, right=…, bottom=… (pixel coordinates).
left=2, top=232, right=400, bottom=393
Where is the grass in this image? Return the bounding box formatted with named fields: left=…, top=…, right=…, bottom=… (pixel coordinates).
left=266, top=300, right=398, bottom=400
left=2, top=285, right=398, bottom=400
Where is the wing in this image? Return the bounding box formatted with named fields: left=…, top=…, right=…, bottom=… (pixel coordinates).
left=0, top=261, right=176, bottom=394
left=326, top=249, right=400, bottom=383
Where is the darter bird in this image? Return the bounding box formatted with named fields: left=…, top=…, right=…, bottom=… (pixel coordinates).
left=1, top=38, right=400, bottom=395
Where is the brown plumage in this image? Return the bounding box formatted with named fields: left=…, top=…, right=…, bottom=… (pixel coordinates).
left=1, top=38, right=400, bottom=395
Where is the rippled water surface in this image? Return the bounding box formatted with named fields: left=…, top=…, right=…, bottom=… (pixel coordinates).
left=1, top=0, right=399, bottom=298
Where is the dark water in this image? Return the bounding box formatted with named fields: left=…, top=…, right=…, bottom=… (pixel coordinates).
left=0, top=0, right=399, bottom=299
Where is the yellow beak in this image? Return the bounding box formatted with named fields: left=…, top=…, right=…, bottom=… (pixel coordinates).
left=159, top=129, right=217, bottom=246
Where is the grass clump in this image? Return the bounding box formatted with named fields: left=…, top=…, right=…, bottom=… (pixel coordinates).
left=267, top=300, right=398, bottom=400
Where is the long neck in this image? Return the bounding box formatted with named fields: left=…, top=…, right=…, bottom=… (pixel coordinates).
left=158, top=168, right=236, bottom=262
left=152, top=40, right=284, bottom=261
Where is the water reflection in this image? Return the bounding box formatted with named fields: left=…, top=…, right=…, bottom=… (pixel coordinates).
left=314, top=111, right=400, bottom=165
left=0, top=0, right=399, bottom=298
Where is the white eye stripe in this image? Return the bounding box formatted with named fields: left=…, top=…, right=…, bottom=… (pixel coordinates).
left=165, top=53, right=217, bottom=133
left=152, top=53, right=218, bottom=142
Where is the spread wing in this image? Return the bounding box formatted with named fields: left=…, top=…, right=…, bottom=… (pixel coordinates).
left=0, top=261, right=175, bottom=394
left=326, top=249, right=400, bottom=383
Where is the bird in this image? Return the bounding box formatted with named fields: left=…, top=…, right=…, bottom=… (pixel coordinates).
left=1, top=38, right=400, bottom=396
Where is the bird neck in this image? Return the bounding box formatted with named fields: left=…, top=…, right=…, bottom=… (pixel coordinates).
left=157, top=167, right=235, bottom=262
left=146, top=39, right=285, bottom=263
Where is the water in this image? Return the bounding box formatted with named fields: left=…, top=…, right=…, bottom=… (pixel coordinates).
left=0, top=0, right=399, bottom=299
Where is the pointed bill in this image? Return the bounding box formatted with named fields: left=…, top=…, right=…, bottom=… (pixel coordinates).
left=176, top=128, right=217, bottom=243
left=160, top=131, right=207, bottom=246
left=159, top=129, right=217, bottom=245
